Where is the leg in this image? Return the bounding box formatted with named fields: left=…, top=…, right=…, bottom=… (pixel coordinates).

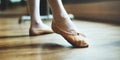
left=27, top=0, right=53, bottom=36
left=48, top=0, right=88, bottom=47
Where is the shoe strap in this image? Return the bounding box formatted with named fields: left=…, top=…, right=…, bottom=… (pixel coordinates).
left=53, top=20, right=83, bottom=36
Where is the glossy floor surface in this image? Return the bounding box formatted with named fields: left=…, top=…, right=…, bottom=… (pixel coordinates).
left=0, top=17, right=120, bottom=60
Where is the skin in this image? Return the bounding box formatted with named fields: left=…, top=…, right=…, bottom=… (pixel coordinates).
left=27, top=0, right=88, bottom=47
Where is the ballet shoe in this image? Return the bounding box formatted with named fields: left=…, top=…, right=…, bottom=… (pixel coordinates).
left=29, top=28, right=53, bottom=36
left=52, top=20, right=88, bottom=48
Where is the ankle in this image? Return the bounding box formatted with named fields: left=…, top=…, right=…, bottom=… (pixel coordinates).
left=30, top=23, right=51, bottom=30
left=54, top=18, right=71, bottom=24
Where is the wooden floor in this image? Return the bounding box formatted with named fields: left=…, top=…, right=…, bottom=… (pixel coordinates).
left=0, top=17, right=120, bottom=60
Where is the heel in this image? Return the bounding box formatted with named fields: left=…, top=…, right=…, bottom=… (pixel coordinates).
left=52, top=21, right=60, bottom=34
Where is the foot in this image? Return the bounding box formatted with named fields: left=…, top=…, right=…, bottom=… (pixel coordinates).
left=52, top=20, right=88, bottom=48
left=29, top=24, right=53, bottom=36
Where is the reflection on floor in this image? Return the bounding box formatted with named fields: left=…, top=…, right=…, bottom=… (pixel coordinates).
left=0, top=17, right=120, bottom=60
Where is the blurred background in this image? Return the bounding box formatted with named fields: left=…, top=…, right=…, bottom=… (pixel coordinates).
left=0, top=1, right=120, bottom=60
left=0, top=0, right=120, bottom=23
